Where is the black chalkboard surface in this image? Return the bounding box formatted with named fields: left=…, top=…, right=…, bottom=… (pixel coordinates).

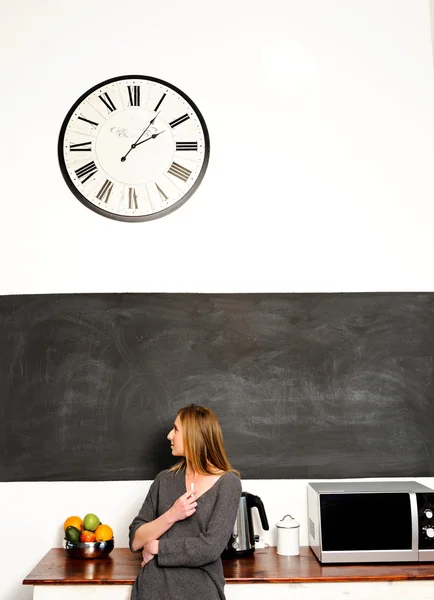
left=1, top=293, right=434, bottom=482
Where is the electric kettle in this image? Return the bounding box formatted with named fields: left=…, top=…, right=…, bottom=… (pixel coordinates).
left=222, top=492, right=269, bottom=557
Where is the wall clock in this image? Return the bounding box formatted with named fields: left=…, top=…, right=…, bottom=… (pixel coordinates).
left=58, top=75, right=210, bottom=222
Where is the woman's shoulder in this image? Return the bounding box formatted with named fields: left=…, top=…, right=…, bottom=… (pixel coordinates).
left=154, top=468, right=176, bottom=479
left=219, top=470, right=242, bottom=492
left=153, top=468, right=183, bottom=484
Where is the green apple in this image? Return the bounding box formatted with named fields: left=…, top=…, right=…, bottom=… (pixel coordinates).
left=83, top=513, right=100, bottom=532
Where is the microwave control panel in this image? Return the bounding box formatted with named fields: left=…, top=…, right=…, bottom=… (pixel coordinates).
left=416, top=493, right=434, bottom=549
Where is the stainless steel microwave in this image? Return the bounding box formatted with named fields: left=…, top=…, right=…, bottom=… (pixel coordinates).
left=307, top=481, right=434, bottom=563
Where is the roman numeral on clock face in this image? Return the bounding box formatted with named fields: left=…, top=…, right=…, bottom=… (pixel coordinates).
left=169, top=114, right=190, bottom=128
left=129, top=187, right=138, bottom=209
left=155, top=183, right=168, bottom=201
left=75, top=161, right=98, bottom=184
left=99, top=92, right=116, bottom=112
left=128, top=85, right=140, bottom=106
left=96, top=179, right=114, bottom=202
left=168, top=162, right=192, bottom=182
left=154, top=93, right=166, bottom=112
left=77, top=116, right=99, bottom=127
left=176, top=142, right=198, bottom=151
left=70, top=141, right=92, bottom=152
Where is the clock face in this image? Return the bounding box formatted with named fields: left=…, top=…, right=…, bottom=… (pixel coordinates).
left=58, top=75, right=210, bottom=222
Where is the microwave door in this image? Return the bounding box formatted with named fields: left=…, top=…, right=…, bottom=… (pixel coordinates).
left=318, top=492, right=418, bottom=563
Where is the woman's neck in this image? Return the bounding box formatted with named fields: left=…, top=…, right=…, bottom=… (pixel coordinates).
left=186, top=463, right=223, bottom=477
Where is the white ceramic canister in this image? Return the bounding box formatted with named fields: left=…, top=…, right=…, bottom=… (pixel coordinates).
left=276, top=514, right=300, bottom=556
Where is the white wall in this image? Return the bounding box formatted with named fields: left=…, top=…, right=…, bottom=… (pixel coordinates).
left=1, top=0, right=434, bottom=599
left=1, top=0, right=434, bottom=295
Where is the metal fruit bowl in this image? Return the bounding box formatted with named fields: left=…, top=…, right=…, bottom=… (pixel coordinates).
left=64, top=538, right=114, bottom=559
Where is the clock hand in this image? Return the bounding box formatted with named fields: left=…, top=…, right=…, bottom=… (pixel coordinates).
left=134, top=130, right=165, bottom=147
left=120, top=112, right=160, bottom=162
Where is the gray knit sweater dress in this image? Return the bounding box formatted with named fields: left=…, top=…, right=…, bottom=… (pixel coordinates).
left=129, top=469, right=242, bottom=600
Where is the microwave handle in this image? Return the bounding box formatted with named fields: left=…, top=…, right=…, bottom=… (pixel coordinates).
left=410, top=492, right=419, bottom=553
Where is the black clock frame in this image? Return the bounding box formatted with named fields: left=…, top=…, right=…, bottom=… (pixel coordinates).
left=58, top=74, right=210, bottom=222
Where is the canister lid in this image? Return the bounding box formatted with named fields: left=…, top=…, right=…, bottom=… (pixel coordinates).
left=276, top=514, right=300, bottom=528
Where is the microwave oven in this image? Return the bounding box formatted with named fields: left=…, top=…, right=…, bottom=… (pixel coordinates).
left=307, top=481, right=434, bottom=563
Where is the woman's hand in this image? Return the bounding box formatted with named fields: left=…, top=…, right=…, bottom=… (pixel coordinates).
left=141, top=540, right=159, bottom=567
left=169, top=489, right=197, bottom=523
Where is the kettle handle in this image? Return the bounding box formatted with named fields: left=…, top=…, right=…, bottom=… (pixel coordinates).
left=246, top=493, right=270, bottom=531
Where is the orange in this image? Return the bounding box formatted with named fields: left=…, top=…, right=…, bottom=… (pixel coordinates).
left=95, top=524, right=114, bottom=541
left=80, top=530, right=96, bottom=542
left=64, top=516, right=83, bottom=532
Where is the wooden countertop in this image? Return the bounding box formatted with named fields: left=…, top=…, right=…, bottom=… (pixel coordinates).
left=23, top=547, right=434, bottom=585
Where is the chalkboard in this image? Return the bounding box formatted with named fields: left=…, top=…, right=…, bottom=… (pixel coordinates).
left=1, top=293, right=434, bottom=481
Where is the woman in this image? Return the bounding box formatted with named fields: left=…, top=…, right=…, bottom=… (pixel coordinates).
left=129, top=404, right=242, bottom=600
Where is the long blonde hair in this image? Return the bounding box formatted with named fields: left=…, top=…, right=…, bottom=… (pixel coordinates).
left=169, top=404, right=239, bottom=476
